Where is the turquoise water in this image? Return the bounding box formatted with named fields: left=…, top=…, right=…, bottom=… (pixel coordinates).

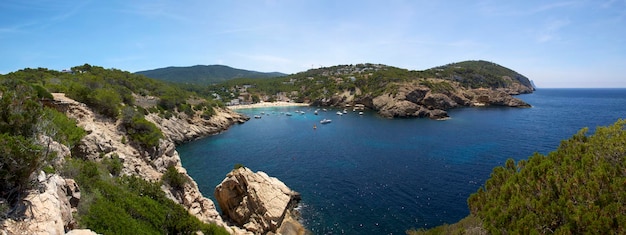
left=178, top=89, right=626, bottom=234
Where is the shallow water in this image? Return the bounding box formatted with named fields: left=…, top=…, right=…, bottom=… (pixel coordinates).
left=178, top=89, right=626, bottom=234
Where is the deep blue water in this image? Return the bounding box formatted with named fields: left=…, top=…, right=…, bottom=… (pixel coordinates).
left=178, top=89, right=626, bottom=234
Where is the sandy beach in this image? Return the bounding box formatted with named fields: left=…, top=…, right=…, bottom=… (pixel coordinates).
left=227, top=101, right=310, bottom=110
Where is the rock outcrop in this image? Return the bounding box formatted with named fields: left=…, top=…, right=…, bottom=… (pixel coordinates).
left=1, top=174, right=80, bottom=235
left=329, top=80, right=531, bottom=119
left=36, top=93, right=251, bottom=234
left=214, top=167, right=305, bottom=234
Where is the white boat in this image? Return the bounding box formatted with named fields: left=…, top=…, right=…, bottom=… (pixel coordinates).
left=336, top=111, right=343, bottom=115
left=254, top=115, right=262, bottom=119
left=320, top=119, right=332, bottom=124
left=343, top=109, right=348, bottom=114
left=285, top=112, right=292, bottom=116
left=359, top=111, right=364, bottom=115
left=314, top=110, right=319, bottom=115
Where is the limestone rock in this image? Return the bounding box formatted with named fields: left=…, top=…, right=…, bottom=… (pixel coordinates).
left=64, top=229, right=98, bottom=235
left=1, top=174, right=77, bottom=235
left=50, top=93, right=241, bottom=230
left=471, top=89, right=531, bottom=107
left=214, top=167, right=302, bottom=234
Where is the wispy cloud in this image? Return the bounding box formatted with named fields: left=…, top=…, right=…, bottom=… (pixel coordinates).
left=236, top=53, right=291, bottom=64
left=116, top=1, right=192, bottom=24
left=535, top=19, right=570, bottom=43
left=478, top=0, right=580, bottom=17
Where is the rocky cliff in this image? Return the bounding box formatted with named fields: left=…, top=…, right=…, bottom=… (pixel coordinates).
left=2, top=93, right=258, bottom=234
left=316, top=79, right=531, bottom=119
left=214, top=167, right=306, bottom=235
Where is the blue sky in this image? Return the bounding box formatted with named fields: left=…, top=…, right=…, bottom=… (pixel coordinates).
left=1, top=0, right=625, bottom=87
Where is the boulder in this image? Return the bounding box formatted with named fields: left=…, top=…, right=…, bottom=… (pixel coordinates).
left=214, top=167, right=302, bottom=234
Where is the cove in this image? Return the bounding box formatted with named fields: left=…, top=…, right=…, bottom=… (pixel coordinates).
left=178, top=89, right=626, bottom=234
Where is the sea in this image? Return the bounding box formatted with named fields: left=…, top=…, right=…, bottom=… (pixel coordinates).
left=178, top=89, right=626, bottom=234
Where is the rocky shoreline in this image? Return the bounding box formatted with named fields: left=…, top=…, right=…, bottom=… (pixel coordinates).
left=311, top=81, right=532, bottom=120
left=1, top=93, right=307, bottom=235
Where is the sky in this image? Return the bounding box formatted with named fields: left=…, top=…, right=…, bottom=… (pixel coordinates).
left=1, top=0, right=625, bottom=88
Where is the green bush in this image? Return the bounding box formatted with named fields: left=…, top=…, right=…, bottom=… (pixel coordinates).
left=0, top=134, right=44, bottom=205
left=44, top=108, right=86, bottom=148
left=468, top=119, right=626, bottom=234
left=233, top=163, right=245, bottom=170
left=201, top=107, right=216, bottom=120
left=121, top=107, right=163, bottom=149
left=88, top=88, right=122, bottom=119
left=102, top=154, right=123, bottom=176
left=65, top=158, right=228, bottom=235
left=162, top=166, right=189, bottom=190
left=0, top=83, right=44, bottom=137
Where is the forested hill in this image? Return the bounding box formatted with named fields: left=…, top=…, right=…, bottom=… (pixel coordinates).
left=209, top=60, right=534, bottom=119
left=427, top=60, right=533, bottom=89
left=135, top=65, right=286, bottom=85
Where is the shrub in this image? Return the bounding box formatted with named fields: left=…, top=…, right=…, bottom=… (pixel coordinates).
left=233, top=163, right=245, bottom=170
left=66, top=158, right=228, bottom=235
left=102, top=154, right=123, bottom=176
left=121, top=107, right=163, bottom=149
left=162, top=166, right=189, bottom=190
left=44, top=108, right=86, bottom=148
left=88, top=88, right=122, bottom=119
left=468, top=119, right=626, bottom=234
left=0, top=134, right=44, bottom=205
left=201, top=107, right=216, bottom=120
left=0, top=83, right=44, bottom=137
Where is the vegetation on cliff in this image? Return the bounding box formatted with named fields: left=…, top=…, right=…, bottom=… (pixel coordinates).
left=61, top=158, right=228, bottom=235
left=201, top=60, right=533, bottom=119
left=409, top=119, right=626, bottom=234
left=468, top=119, right=626, bottom=233
left=0, top=80, right=85, bottom=215
left=0, top=66, right=231, bottom=233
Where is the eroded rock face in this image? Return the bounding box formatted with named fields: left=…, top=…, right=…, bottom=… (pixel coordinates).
left=1, top=174, right=79, bottom=235
left=49, top=93, right=249, bottom=233
left=214, top=167, right=302, bottom=234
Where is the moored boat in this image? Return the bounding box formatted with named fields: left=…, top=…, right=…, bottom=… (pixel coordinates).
left=320, top=119, right=332, bottom=124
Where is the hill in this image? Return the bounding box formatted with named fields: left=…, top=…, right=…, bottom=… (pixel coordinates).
left=210, top=60, right=534, bottom=119
left=0, top=65, right=239, bottom=234
left=135, top=65, right=286, bottom=84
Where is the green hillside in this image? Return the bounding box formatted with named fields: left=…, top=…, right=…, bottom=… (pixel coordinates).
left=0, top=65, right=228, bottom=234
left=206, top=60, right=534, bottom=105
left=426, top=60, right=533, bottom=89
left=135, top=65, right=286, bottom=85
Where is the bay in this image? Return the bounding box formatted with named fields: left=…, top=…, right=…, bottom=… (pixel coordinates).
left=178, top=88, right=626, bottom=234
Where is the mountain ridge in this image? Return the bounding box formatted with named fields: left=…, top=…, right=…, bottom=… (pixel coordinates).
left=135, top=64, right=286, bottom=85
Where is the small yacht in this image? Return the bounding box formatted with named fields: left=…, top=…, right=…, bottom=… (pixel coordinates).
left=285, top=112, right=292, bottom=116
left=320, top=119, right=332, bottom=124
left=336, top=111, right=343, bottom=115
left=343, top=109, right=348, bottom=114
left=359, top=111, right=364, bottom=115
left=254, top=115, right=262, bottom=119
